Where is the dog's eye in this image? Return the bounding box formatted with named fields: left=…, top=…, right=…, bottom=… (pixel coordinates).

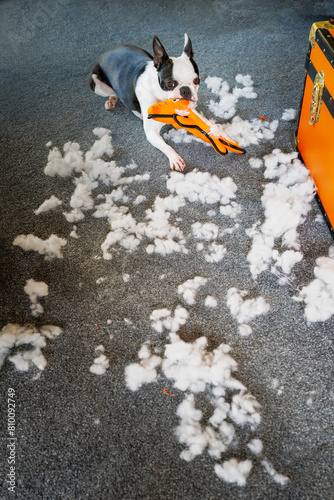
left=193, top=77, right=200, bottom=85
left=168, top=81, right=176, bottom=89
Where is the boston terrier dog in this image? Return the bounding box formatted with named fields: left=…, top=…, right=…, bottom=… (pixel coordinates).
left=89, top=35, right=200, bottom=171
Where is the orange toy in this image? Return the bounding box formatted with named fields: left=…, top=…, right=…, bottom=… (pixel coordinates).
left=147, top=98, right=246, bottom=155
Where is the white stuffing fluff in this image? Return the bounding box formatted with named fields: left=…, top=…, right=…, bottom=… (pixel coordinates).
left=70, top=178, right=96, bottom=211
left=262, top=459, right=289, bottom=485
left=214, top=459, right=253, bottom=486
left=9, top=349, right=47, bottom=372
left=88, top=167, right=239, bottom=259
left=205, top=242, right=227, bottom=263
left=63, top=208, right=85, bottom=223
left=125, top=358, right=162, bottom=390
left=178, top=277, right=208, bottom=305
left=227, top=288, right=270, bottom=335
left=167, top=170, right=237, bottom=207
left=219, top=202, right=241, bottom=219
left=162, top=336, right=240, bottom=394
left=89, top=347, right=110, bottom=375
left=39, top=325, right=62, bottom=340
left=13, top=234, right=67, bottom=259
left=238, top=324, right=253, bottom=337
left=0, top=323, right=62, bottom=372
left=150, top=306, right=189, bottom=334
left=281, top=108, right=298, bottom=121
left=143, top=196, right=188, bottom=255
left=294, top=246, right=334, bottom=322
left=247, top=438, right=263, bottom=455
left=249, top=157, right=263, bottom=169
left=44, top=129, right=151, bottom=237
left=176, top=394, right=227, bottom=462
left=261, top=183, right=308, bottom=243
left=133, top=195, right=146, bottom=205
left=127, top=331, right=261, bottom=465
left=70, top=226, right=80, bottom=239
left=272, top=249, right=303, bottom=276
left=228, top=392, right=261, bottom=429
left=206, top=74, right=257, bottom=120
left=192, top=222, right=219, bottom=241
left=92, top=127, right=112, bottom=139
left=34, top=195, right=62, bottom=215
left=163, top=127, right=202, bottom=144
left=126, top=297, right=266, bottom=480
left=98, top=194, right=188, bottom=259
left=225, top=116, right=278, bottom=148
left=24, top=279, right=49, bottom=317
left=205, top=75, right=224, bottom=94
left=191, top=222, right=227, bottom=263
left=205, top=74, right=279, bottom=147
left=125, top=343, right=162, bottom=391
left=246, top=227, right=275, bottom=279
left=138, top=343, right=151, bottom=359
left=44, top=141, right=84, bottom=178
left=85, top=130, right=114, bottom=161
left=246, top=149, right=315, bottom=280
left=205, top=296, right=218, bottom=308
left=95, top=344, right=105, bottom=353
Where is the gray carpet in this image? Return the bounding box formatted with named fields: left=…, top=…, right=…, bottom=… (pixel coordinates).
left=0, top=1, right=333, bottom=499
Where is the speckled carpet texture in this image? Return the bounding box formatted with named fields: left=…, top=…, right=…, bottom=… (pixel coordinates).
left=0, top=1, right=333, bottom=499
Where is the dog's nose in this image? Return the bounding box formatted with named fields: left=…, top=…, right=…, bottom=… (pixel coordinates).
left=180, top=86, right=192, bottom=100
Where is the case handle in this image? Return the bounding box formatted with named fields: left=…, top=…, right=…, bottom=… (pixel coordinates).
left=309, top=70, right=325, bottom=125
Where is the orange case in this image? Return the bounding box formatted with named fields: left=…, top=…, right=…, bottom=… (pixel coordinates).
left=296, top=21, right=334, bottom=236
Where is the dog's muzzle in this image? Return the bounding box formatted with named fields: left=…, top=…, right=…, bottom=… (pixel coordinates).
left=180, top=86, right=192, bottom=100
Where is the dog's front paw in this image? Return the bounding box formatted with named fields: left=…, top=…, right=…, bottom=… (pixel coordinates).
left=169, top=152, right=186, bottom=172
left=105, top=96, right=117, bottom=111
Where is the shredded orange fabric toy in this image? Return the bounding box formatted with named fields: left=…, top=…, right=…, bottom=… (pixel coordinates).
left=163, top=388, right=174, bottom=396
left=147, top=98, right=246, bottom=156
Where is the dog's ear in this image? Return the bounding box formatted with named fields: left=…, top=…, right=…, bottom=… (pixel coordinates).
left=153, top=36, right=169, bottom=69
left=183, top=34, right=193, bottom=58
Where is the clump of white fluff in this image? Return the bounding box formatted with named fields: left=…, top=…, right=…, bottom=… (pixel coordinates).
left=206, top=74, right=257, bottom=120
left=89, top=345, right=110, bottom=375
left=0, top=324, right=62, bottom=372
left=226, top=288, right=270, bottom=336
left=34, top=195, right=62, bottom=215
left=246, top=149, right=315, bottom=281
left=294, top=246, right=334, bottom=322
left=167, top=170, right=237, bottom=206
left=24, top=279, right=49, bottom=317
left=281, top=108, right=297, bottom=121
left=13, top=234, right=67, bottom=259
left=215, top=458, right=253, bottom=486
left=178, top=277, right=208, bottom=305
left=125, top=343, right=162, bottom=391
left=150, top=306, right=189, bottom=334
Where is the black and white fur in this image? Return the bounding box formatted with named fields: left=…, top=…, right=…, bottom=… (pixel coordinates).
left=89, top=35, right=200, bottom=171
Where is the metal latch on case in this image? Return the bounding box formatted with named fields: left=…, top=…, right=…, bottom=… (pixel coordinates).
left=309, top=70, right=325, bottom=125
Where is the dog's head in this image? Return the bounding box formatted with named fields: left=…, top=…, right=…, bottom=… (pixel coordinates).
left=152, top=34, right=199, bottom=105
